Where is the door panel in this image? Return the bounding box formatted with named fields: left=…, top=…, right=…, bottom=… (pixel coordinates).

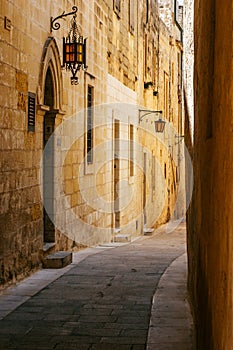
left=43, top=112, right=55, bottom=243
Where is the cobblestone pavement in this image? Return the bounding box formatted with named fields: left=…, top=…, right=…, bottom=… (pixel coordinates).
left=0, top=222, right=194, bottom=350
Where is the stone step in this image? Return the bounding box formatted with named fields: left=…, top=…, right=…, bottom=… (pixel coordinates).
left=42, top=242, right=56, bottom=257
left=144, top=228, right=154, bottom=236
left=114, top=234, right=131, bottom=243
left=43, top=251, right=72, bottom=269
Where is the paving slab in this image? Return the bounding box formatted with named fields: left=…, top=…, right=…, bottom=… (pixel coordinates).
left=0, top=222, right=194, bottom=349
left=147, top=252, right=194, bottom=350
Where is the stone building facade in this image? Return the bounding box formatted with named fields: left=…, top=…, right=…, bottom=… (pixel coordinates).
left=0, top=0, right=184, bottom=287
left=183, top=0, right=194, bottom=142
left=184, top=0, right=233, bottom=349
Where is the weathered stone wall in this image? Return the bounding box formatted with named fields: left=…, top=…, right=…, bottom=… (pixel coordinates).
left=187, top=0, right=233, bottom=348
left=158, top=0, right=174, bottom=30
left=0, top=0, right=111, bottom=286
left=52, top=0, right=112, bottom=248
left=0, top=0, right=47, bottom=285
left=105, top=0, right=185, bottom=232
left=0, top=0, right=185, bottom=287
left=157, top=4, right=185, bottom=224
left=183, top=0, right=194, bottom=142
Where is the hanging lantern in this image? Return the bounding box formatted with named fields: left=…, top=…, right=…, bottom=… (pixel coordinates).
left=63, top=14, right=87, bottom=84
left=154, top=118, right=166, bottom=133
left=51, top=6, right=88, bottom=85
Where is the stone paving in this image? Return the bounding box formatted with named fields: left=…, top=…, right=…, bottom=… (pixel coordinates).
left=147, top=253, right=194, bottom=350
left=0, top=222, right=194, bottom=350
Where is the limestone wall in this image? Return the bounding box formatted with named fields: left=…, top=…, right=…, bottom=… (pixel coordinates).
left=0, top=0, right=111, bottom=286
left=183, top=0, right=194, bottom=142
left=0, top=0, right=47, bottom=285
left=187, top=0, right=233, bottom=348
left=0, top=0, right=185, bottom=287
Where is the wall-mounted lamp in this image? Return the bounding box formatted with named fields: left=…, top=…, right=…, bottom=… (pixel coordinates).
left=144, top=81, right=153, bottom=89
left=139, top=109, right=166, bottom=133
left=51, top=6, right=87, bottom=85
left=175, top=134, right=185, bottom=144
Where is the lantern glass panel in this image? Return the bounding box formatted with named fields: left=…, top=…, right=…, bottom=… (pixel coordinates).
left=77, top=43, right=83, bottom=64
left=154, top=119, right=165, bottom=133
left=65, top=43, right=76, bottom=63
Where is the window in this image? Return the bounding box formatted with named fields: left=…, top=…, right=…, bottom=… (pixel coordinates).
left=177, top=52, right=182, bottom=102
left=129, top=0, right=134, bottom=34
left=152, top=155, right=155, bottom=193
left=172, top=62, right=174, bottom=84
left=153, top=46, right=157, bottom=87
left=176, top=166, right=179, bottom=183
left=129, top=124, right=134, bottom=176
left=87, top=85, right=94, bottom=164
left=164, top=72, right=169, bottom=120
left=114, top=119, right=120, bottom=228
left=144, top=33, right=148, bottom=79
left=164, top=163, right=167, bottom=179
left=114, top=0, right=121, bottom=17
left=146, top=0, right=149, bottom=23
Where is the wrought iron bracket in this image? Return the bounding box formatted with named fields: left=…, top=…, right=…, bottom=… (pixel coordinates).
left=138, top=109, right=162, bottom=123
left=51, top=6, right=78, bottom=32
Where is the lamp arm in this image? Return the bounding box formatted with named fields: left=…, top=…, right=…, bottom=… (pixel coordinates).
left=139, top=112, right=153, bottom=121
left=51, top=6, right=78, bottom=32
left=138, top=109, right=162, bottom=123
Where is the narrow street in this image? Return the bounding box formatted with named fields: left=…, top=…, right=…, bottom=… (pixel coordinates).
left=0, top=223, right=193, bottom=350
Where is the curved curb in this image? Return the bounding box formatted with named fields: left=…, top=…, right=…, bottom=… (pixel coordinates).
left=147, top=253, right=194, bottom=349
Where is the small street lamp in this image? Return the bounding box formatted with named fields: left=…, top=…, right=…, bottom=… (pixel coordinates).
left=175, top=134, right=185, bottom=144
left=139, top=109, right=166, bottom=133
left=154, top=117, right=166, bottom=133
left=51, top=6, right=87, bottom=85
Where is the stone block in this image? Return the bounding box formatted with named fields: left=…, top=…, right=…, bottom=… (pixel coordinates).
left=43, top=251, right=72, bottom=269
left=114, top=234, right=131, bottom=243
left=143, top=228, right=154, bottom=236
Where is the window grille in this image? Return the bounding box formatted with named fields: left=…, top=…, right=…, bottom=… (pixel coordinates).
left=28, top=92, right=36, bottom=132
left=87, top=85, right=94, bottom=164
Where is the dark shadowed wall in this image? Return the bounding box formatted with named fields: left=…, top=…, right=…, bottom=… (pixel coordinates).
left=187, top=0, right=233, bottom=349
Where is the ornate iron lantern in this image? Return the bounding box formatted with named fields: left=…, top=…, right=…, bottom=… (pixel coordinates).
left=51, top=6, right=87, bottom=85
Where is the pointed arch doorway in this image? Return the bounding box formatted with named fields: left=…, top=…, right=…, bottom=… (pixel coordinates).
left=43, top=67, right=56, bottom=243
left=38, top=37, right=64, bottom=245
